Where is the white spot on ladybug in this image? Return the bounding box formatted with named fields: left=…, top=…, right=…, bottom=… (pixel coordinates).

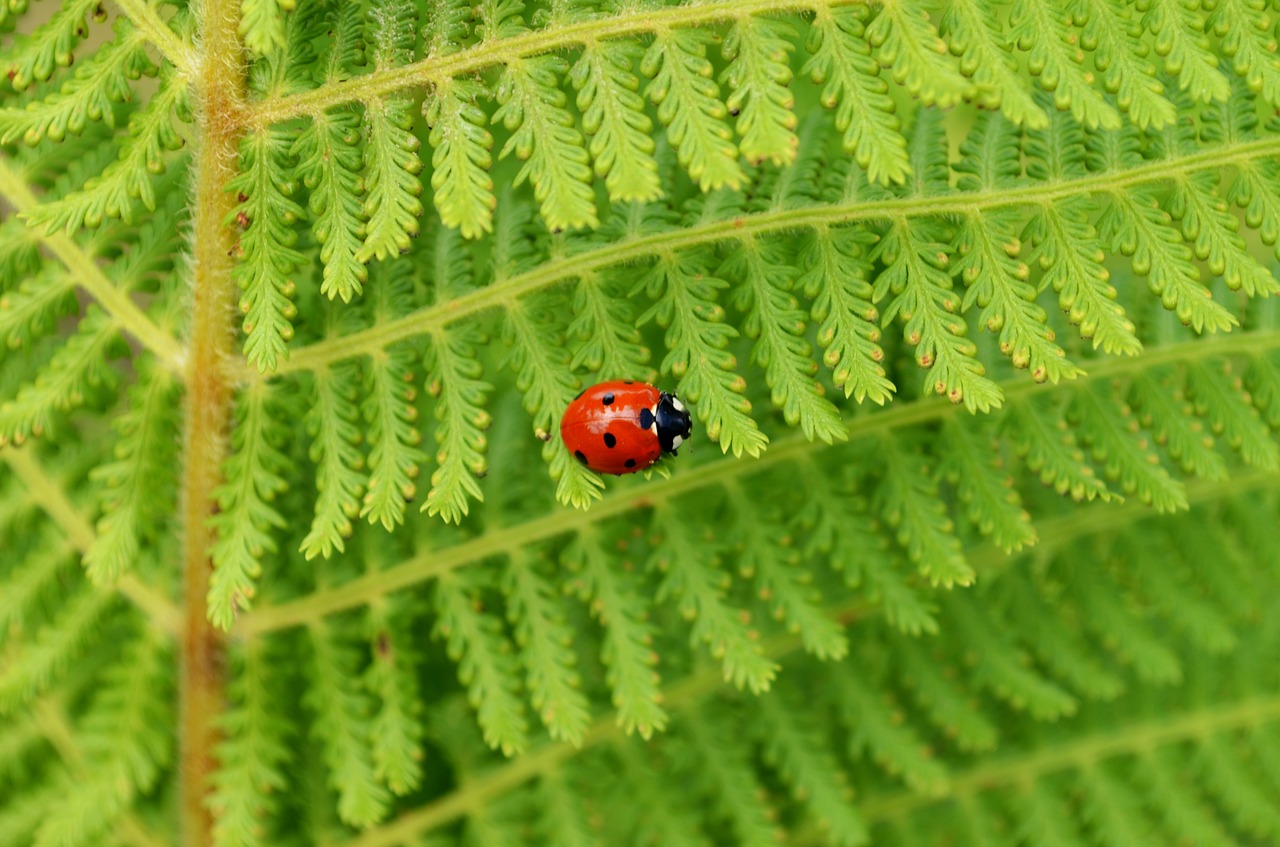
left=649, top=404, right=658, bottom=433
left=671, top=396, right=685, bottom=412
left=671, top=434, right=683, bottom=450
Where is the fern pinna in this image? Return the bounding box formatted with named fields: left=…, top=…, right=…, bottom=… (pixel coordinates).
left=3, top=0, right=1280, bottom=845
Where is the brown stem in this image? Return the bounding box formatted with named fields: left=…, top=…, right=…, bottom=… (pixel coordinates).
left=180, top=2, right=247, bottom=845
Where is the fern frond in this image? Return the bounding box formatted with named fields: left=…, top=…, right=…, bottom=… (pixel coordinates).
left=425, top=78, right=495, bottom=239
left=83, top=358, right=181, bottom=583
left=650, top=504, right=777, bottom=694
left=305, top=618, right=391, bottom=827
left=1008, top=0, right=1122, bottom=129
left=208, top=383, right=289, bottom=630
left=804, top=6, right=908, bottom=185
left=865, top=1, right=971, bottom=109
left=294, top=108, right=367, bottom=302
left=725, top=238, right=845, bottom=443
left=563, top=526, right=666, bottom=739
left=226, top=126, right=304, bottom=373
left=895, top=638, right=1000, bottom=752
left=836, top=666, right=950, bottom=793
left=496, top=55, right=598, bottom=232
left=504, top=551, right=591, bottom=745
left=643, top=27, right=745, bottom=192
left=1072, top=0, right=1176, bottom=129
left=0, top=588, right=115, bottom=713
left=873, top=218, right=1002, bottom=412
left=638, top=252, right=768, bottom=458
left=358, top=2, right=425, bottom=261
left=939, top=418, right=1036, bottom=554
left=1002, top=396, right=1115, bottom=503
left=0, top=308, right=124, bottom=446
left=24, top=77, right=185, bottom=235
left=721, top=15, right=798, bottom=167
left=570, top=38, right=661, bottom=203
left=1170, top=169, right=1279, bottom=298
left=1208, top=0, right=1280, bottom=108
left=209, top=637, right=291, bottom=847
left=875, top=434, right=973, bottom=588
left=940, top=0, right=1048, bottom=128
left=300, top=347, right=365, bottom=559
left=681, top=707, right=785, bottom=847
left=241, top=0, right=293, bottom=57
left=432, top=570, right=530, bottom=756
left=0, top=267, right=76, bottom=351
left=3, top=0, right=99, bottom=91
left=0, top=20, right=153, bottom=147
left=1141, top=0, right=1230, bottom=104
left=1185, top=361, right=1280, bottom=470
left=364, top=596, right=425, bottom=796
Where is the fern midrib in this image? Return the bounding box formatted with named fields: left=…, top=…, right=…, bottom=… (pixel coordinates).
left=251, top=135, right=1280, bottom=380
left=113, top=0, right=194, bottom=75
left=247, top=0, right=862, bottom=128
left=239, top=328, right=1280, bottom=635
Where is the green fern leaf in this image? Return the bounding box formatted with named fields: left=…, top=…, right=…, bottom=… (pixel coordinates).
left=0, top=267, right=76, bottom=351
left=1008, top=0, right=1122, bottom=129
left=895, top=638, right=999, bottom=751
left=365, top=599, right=425, bottom=796
left=300, top=358, right=364, bottom=559
left=84, top=359, right=180, bottom=582
left=1141, top=0, right=1230, bottom=104
left=876, top=435, right=973, bottom=588
left=504, top=551, right=591, bottom=744
left=725, top=239, right=845, bottom=443
left=638, top=253, right=768, bottom=458
left=432, top=571, right=529, bottom=756
left=0, top=588, right=114, bottom=713
left=1169, top=170, right=1279, bottom=298
left=721, top=16, right=798, bottom=167
left=0, top=308, right=124, bottom=446
left=1071, top=569, right=1182, bottom=683
left=1003, top=397, right=1114, bottom=502
left=24, top=77, right=186, bottom=235
left=865, top=1, right=972, bottom=109
left=754, top=691, right=867, bottom=847
left=226, top=127, right=304, bottom=373
left=804, top=6, right=909, bottom=185
left=208, top=384, right=289, bottom=630
left=0, top=526, right=74, bottom=638
left=1208, top=0, right=1280, bottom=108
left=355, top=1, right=424, bottom=261
left=0, top=20, right=153, bottom=147
left=873, top=218, right=1002, bottom=412
left=836, top=668, right=950, bottom=793
left=939, top=418, right=1036, bottom=553
left=1003, top=579, right=1125, bottom=700
left=650, top=505, right=778, bottom=694
left=681, top=707, right=784, bottom=847
left=426, top=79, right=496, bottom=239
left=241, top=0, right=293, bottom=57
left=643, top=28, right=745, bottom=192
left=1129, top=370, right=1229, bottom=481
left=209, top=638, right=291, bottom=847
left=570, top=38, right=661, bottom=203
left=294, top=108, right=367, bottom=302
left=1185, top=361, right=1280, bottom=470
left=3, top=0, right=98, bottom=91
left=940, top=0, right=1048, bottom=128
left=563, top=526, right=666, bottom=739
left=306, top=619, right=391, bottom=827
left=1072, top=0, right=1176, bottom=129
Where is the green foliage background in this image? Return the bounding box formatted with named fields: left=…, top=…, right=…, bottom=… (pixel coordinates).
left=3, top=0, right=1280, bottom=845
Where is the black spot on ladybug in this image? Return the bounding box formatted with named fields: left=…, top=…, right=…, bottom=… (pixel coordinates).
left=604, top=433, right=617, bottom=448
left=624, top=380, right=634, bottom=384
left=639, top=408, right=655, bottom=430
left=602, top=392, right=615, bottom=405
left=625, top=458, right=637, bottom=469
left=574, top=450, right=588, bottom=465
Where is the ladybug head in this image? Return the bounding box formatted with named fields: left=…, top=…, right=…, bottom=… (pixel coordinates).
left=656, top=391, right=693, bottom=455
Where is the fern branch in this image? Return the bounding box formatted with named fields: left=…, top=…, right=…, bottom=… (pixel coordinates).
left=262, top=135, right=1280, bottom=380
left=0, top=159, right=183, bottom=369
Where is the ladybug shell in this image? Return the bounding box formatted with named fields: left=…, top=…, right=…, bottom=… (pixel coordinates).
left=560, top=380, right=663, bottom=475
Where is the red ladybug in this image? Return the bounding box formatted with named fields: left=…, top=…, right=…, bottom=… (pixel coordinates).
left=560, top=380, right=693, bottom=475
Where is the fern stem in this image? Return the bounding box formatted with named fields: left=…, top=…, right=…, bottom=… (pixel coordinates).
left=111, top=0, right=195, bottom=75
left=239, top=330, right=1280, bottom=635
left=31, top=700, right=171, bottom=847
left=246, top=0, right=863, bottom=129
left=181, top=0, right=248, bottom=844
left=3, top=447, right=182, bottom=634
left=0, top=158, right=185, bottom=372
left=257, top=136, right=1280, bottom=380
left=860, top=695, right=1280, bottom=822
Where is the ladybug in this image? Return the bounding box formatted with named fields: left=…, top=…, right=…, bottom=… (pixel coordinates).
left=560, top=380, right=693, bottom=475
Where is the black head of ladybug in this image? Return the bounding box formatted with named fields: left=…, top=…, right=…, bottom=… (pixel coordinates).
left=655, top=391, right=693, bottom=455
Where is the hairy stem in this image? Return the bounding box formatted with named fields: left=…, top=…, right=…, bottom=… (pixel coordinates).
left=181, top=1, right=246, bottom=845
